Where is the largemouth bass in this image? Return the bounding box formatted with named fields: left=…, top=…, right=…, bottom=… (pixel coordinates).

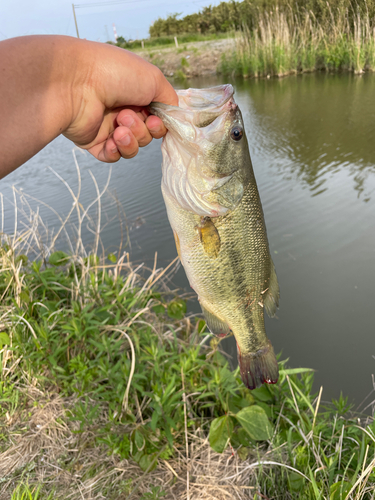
left=150, top=85, right=279, bottom=390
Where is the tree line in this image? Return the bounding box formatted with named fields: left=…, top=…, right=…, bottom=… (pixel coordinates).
left=149, top=0, right=375, bottom=37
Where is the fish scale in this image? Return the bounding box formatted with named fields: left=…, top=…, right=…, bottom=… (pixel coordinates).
left=150, top=85, right=280, bottom=390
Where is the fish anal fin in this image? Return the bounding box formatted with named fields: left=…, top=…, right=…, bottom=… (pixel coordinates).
left=201, top=302, right=230, bottom=338
left=237, top=340, right=278, bottom=390
left=263, top=262, right=280, bottom=318
left=196, top=217, right=221, bottom=258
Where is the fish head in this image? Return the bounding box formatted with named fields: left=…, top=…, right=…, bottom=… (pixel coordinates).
left=150, top=85, right=252, bottom=217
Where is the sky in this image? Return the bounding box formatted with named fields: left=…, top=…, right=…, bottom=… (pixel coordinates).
left=0, top=0, right=223, bottom=42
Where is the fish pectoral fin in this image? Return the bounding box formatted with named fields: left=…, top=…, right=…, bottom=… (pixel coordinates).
left=196, top=217, right=221, bottom=258
left=237, top=340, right=279, bottom=390
left=263, top=262, right=280, bottom=318
left=200, top=302, right=230, bottom=337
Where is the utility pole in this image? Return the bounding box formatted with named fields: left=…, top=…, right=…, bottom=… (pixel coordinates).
left=72, top=4, right=80, bottom=38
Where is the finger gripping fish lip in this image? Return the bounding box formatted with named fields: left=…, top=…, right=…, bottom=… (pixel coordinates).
left=237, top=340, right=279, bottom=390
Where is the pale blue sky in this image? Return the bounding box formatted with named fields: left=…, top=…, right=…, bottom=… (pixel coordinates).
left=1, top=0, right=222, bottom=42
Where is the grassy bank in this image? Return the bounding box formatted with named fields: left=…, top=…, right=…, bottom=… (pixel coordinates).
left=1, top=240, right=375, bottom=499
left=220, top=8, right=375, bottom=78
left=113, top=32, right=230, bottom=51
left=0, top=173, right=375, bottom=498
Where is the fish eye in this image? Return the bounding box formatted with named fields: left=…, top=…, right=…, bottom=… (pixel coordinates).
left=230, top=126, right=243, bottom=142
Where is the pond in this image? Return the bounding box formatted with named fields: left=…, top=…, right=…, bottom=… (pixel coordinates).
left=2, top=72, right=375, bottom=409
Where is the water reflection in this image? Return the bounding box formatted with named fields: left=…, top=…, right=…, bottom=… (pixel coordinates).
left=240, top=73, right=375, bottom=200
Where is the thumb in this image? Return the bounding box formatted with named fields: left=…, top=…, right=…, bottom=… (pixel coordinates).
left=152, top=69, right=179, bottom=107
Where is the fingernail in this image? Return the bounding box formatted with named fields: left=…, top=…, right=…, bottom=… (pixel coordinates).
left=118, top=134, right=131, bottom=146
left=120, top=115, right=134, bottom=128
left=111, top=146, right=118, bottom=154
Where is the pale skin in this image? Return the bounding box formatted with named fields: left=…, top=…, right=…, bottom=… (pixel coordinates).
left=0, top=35, right=178, bottom=179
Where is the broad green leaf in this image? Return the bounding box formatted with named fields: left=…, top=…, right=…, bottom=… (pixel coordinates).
left=237, top=447, right=249, bottom=461
left=235, top=405, right=273, bottom=441
left=49, top=251, right=69, bottom=266
left=139, top=453, right=158, bottom=472
left=133, top=429, right=145, bottom=451
left=329, top=481, right=352, bottom=500
left=288, top=471, right=305, bottom=492
left=251, top=385, right=273, bottom=402
left=15, top=254, right=28, bottom=266
left=209, top=415, right=233, bottom=453
left=151, top=410, right=159, bottom=431
left=0, top=332, right=10, bottom=347
left=19, top=290, right=30, bottom=304
left=152, top=304, right=165, bottom=315
left=107, top=253, right=117, bottom=263
left=330, top=481, right=352, bottom=500
left=197, top=319, right=206, bottom=333
left=167, top=299, right=186, bottom=320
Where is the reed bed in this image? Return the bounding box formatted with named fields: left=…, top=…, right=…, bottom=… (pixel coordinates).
left=221, top=7, right=375, bottom=78
left=0, top=155, right=375, bottom=499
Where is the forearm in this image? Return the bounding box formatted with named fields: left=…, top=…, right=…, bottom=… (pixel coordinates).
left=0, top=36, right=83, bottom=177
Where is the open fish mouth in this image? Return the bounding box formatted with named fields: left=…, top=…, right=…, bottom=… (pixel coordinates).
left=149, top=84, right=237, bottom=129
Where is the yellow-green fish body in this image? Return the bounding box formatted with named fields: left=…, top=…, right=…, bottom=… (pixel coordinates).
left=151, top=85, right=279, bottom=389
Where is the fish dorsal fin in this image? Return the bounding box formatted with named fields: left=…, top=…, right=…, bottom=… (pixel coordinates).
left=200, top=302, right=230, bottom=337
left=263, top=262, right=280, bottom=318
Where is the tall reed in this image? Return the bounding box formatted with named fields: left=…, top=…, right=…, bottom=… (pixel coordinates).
left=221, top=6, right=375, bottom=77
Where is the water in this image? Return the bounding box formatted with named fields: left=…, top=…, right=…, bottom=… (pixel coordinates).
left=2, top=72, right=375, bottom=409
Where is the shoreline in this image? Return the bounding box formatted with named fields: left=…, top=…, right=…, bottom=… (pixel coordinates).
left=134, top=38, right=235, bottom=79
left=132, top=35, right=375, bottom=81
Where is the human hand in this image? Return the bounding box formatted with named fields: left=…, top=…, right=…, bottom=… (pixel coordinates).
left=64, top=42, right=178, bottom=162
left=0, top=36, right=177, bottom=177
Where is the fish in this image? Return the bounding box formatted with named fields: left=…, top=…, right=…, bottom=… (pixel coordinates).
left=150, top=85, right=280, bottom=390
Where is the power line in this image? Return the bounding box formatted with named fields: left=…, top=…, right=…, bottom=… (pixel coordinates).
left=74, top=0, right=217, bottom=9
left=75, top=0, right=152, bottom=8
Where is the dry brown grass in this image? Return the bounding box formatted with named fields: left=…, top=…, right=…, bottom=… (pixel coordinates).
left=0, top=383, right=278, bottom=500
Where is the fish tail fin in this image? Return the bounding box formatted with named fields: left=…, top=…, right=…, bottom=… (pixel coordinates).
left=237, top=340, right=279, bottom=390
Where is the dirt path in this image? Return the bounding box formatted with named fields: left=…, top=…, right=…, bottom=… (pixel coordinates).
left=135, top=38, right=235, bottom=78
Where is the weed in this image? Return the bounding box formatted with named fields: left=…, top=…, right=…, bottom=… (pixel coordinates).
left=174, top=69, right=187, bottom=81
left=220, top=8, right=375, bottom=78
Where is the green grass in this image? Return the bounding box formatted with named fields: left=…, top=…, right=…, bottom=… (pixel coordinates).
left=10, top=484, right=55, bottom=500
left=220, top=9, right=375, bottom=78
left=0, top=167, right=374, bottom=498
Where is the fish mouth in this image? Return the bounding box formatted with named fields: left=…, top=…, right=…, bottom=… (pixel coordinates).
left=177, top=84, right=234, bottom=111
left=149, top=84, right=236, bottom=129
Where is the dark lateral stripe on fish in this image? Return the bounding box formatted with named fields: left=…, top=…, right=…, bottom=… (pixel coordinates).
left=237, top=340, right=279, bottom=390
